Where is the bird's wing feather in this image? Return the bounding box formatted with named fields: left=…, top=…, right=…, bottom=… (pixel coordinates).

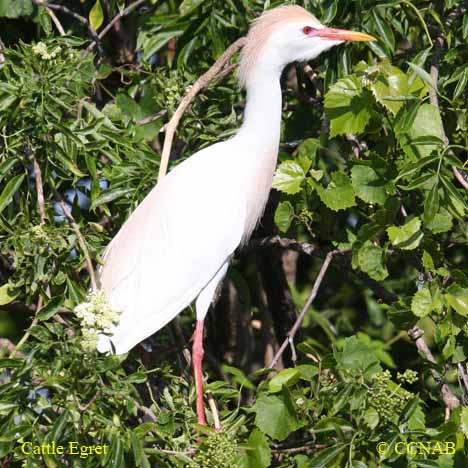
left=98, top=142, right=245, bottom=354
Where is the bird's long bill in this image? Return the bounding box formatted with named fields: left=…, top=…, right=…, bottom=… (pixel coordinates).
left=314, top=28, right=376, bottom=42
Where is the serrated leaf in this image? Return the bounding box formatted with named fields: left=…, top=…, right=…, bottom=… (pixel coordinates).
left=315, top=171, right=355, bottom=211
left=252, top=393, right=302, bottom=441
left=357, top=242, right=388, bottom=281
left=351, top=166, right=387, bottom=205
left=269, top=369, right=301, bottom=393
left=272, top=160, right=310, bottom=195
left=274, top=201, right=294, bottom=233
left=445, top=285, right=468, bottom=316
left=370, top=66, right=407, bottom=114
left=89, top=0, right=104, bottom=30
left=335, top=335, right=381, bottom=378
left=411, top=287, right=432, bottom=317
left=387, top=217, right=423, bottom=250
left=324, top=76, right=373, bottom=137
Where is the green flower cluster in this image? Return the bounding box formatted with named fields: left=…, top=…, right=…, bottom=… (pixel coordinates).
left=397, top=369, right=418, bottom=385
left=371, top=370, right=414, bottom=425
left=74, top=290, right=121, bottom=352
left=32, top=41, right=61, bottom=60
left=193, top=432, right=237, bottom=468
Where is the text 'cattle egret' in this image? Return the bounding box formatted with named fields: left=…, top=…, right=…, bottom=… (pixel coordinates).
left=97, top=5, right=375, bottom=426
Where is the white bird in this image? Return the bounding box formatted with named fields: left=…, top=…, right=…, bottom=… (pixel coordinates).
left=97, top=5, right=375, bottom=426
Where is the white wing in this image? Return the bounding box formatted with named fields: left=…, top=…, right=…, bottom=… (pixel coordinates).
left=97, top=141, right=246, bottom=354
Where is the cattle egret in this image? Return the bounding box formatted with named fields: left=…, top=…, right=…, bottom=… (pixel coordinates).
left=97, top=5, right=375, bottom=426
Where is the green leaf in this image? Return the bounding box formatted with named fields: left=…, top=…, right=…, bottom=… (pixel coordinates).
left=50, top=410, right=69, bottom=441
left=269, top=369, right=301, bottom=393
left=89, top=0, right=104, bottom=30
left=90, top=187, right=132, bottom=209
left=423, top=183, right=440, bottom=224
left=411, top=287, right=432, bottom=318
left=0, top=0, right=32, bottom=18
left=238, top=429, right=271, bottom=468
left=179, top=0, right=207, bottom=16
left=370, top=66, right=408, bottom=114
left=324, top=76, right=373, bottom=137
left=357, top=242, right=388, bottom=281
left=387, top=217, right=423, bottom=250
left=37, top=297, right=62, bottom=321
left=307, top=443, right=347, bottom=468
left=0, top=174, right=25, bottom=215
left=274, top=201, right=294, bottom=233
left=315, top=171, right=356, bottom=211
left=272, top=160, right=310, bottom=195
left=445, top=285, right=468, bottom=316
left=335, top=335, right=381, bottom=379
left=461, top=406, right=468, bottom=439
left=363, top=407, right=379, bottom=429
left=0, top=283, right=19, bottom=305
left=407, top=401, right=426, bottom=430
left=453, top=68, right=467, bottom=100
left=371, top=10, right=395, bottom=53
left=252, top=393, right=302, bottom=441
left=351, top=166, right=387, bottom=205
left=407, top=62, right=434, bottom=89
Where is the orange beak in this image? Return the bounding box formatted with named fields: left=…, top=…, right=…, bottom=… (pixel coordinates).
left=313, top=28, right=376, bottom=42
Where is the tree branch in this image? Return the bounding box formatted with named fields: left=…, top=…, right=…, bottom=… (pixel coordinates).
left=158, top=37, right=246, bottom=182
left=35, top=0, right=65, bottom=36
left=268, top=249, right=350, bottom=369
left=86, top=0, right=148, bottom=53
left=408, top=326, right=460, bottom=419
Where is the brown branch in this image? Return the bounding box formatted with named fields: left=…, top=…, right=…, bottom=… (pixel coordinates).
left=86, top=0, right=147, bottom=53
left=268, top=249, right=350, bottom=369
left=53, top=191, right=98, bottom=291
left=135, top=401, right=157, bottom=422
left=207, top=392, right=221, bottom=432
left=136, top=109, right=167, bottom=126
left=249, top=235, right=319, bottom=256
left=158, top=37, right=246, bottom=182
left=408, top=326, right=460, bottom=419
left=33, top=1, right=103, bottom=55
left=35, top=0, right=66, bottom=36
left=453, top=166, right=468, bottom=190
left=32, top=157, right=46, bottom=225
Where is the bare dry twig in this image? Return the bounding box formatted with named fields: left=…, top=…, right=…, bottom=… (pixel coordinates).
left=269, top=249, right=350, bottom=369
left=34, top=0, right=66, bottom=36
left=53, top=191, right=98, bottom=291
left=86, top=0, right=148, bottom=52
left=408, top=326, right=460, bottom=420
left=158, top=37, right=246, bottom=182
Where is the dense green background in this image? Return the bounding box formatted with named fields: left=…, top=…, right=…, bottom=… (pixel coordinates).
left=0, top=0, right=467, bottom=467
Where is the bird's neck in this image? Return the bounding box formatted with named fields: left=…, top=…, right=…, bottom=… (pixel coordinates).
left=236, top=76, right=282, bottom=152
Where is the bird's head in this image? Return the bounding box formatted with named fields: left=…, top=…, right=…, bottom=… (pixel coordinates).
left=239, top=5, right=375, bottom=87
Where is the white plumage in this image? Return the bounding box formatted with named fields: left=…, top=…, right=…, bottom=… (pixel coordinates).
left=95, top=5, right=374, bottom=426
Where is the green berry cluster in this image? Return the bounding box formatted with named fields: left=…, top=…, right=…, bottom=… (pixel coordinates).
left=298, top=208, right=313, bottom=225
left=193, top=432, right=237, bottom=468
left=371, top=370, right=414, bottom=425
left=397, top=369, right=418, bottom=385
left=320, top=370, right=338, bottom=393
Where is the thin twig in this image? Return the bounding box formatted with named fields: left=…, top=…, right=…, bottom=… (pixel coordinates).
left=77, top=391, right=100, bottom=411
left=35, top=0, right=66, bottom=36
left=408, top=326, right=459, bottom=419
left=207, top=392, right=221, bottom=432
left=136, top=109, right=167, bottom=126
left=33, top=1, right=103, bottom=55
left=135, top=402, right=157, bottom=422
left=10, top=297, right=43, bottom=358
left=269, top=249, right=350, bottom=368
left=158, top=37, right=246, bottom=182
left=32, top=157, right=47, bottom=225
left=53, top=191, right=98, bottom=291
left=453, top=166, right=468, bottom=190
left=86, top=0, right=147, bottom=52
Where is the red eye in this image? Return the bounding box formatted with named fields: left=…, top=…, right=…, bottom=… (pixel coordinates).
left=303, top=26, right=314, bottom=35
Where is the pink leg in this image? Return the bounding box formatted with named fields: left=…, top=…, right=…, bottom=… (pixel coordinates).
left=192, top=319, right=206, bottom=425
